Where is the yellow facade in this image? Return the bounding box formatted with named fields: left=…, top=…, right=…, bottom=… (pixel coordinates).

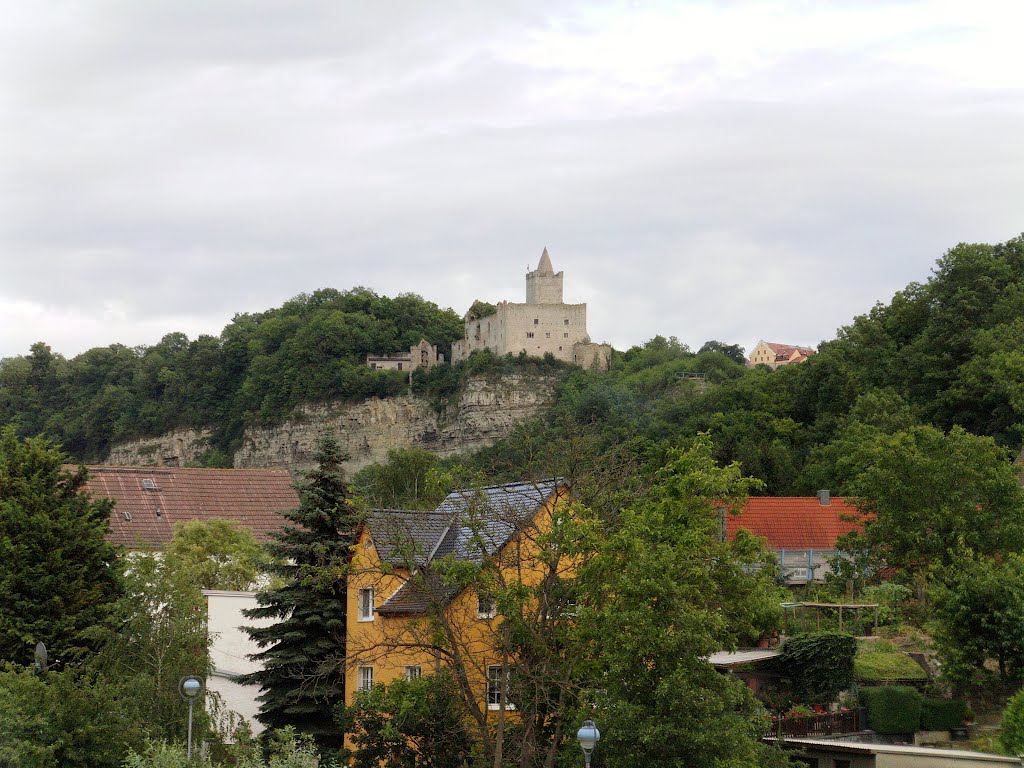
left=344, top=484, right=572, bottom=720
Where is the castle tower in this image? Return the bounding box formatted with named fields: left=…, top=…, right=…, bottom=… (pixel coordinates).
left=525, top=247, right=564, bottom=304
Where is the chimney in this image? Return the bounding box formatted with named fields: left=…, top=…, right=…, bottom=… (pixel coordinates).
left=818, top=489, right=830, bottom=506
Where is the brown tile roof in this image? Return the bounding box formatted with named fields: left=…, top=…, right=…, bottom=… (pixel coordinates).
left=725, top=496, right=864, bottom=550
left=79, top=465, right=299, bottom=550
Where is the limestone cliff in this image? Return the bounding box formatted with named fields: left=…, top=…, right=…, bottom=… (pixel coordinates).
left=105, top=374, right=558, bottom=474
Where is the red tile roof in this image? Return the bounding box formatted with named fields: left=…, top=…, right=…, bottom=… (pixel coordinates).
left=80, top=465, right=299, bottom=550
left=725, top=496, right=864, bottom=550
left=765, top=342, right=816, bottom=361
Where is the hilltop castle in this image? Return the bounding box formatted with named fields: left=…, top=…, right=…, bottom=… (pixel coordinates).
left=450, top=249, right=611, bottom=369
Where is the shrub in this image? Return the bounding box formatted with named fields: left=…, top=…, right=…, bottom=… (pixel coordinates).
left=778, top=631, right=857, bottom=704
left=1001, top=688, right=1024, bottom=754
left=860, top=686, right=923, bottom=734
left=920, top=698, right=969, bottom=730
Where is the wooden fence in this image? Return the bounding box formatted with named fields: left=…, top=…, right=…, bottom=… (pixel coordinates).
left=765, top=709, right=864, bottom=739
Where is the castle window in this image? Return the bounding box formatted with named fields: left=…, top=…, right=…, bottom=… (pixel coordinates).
left=533, top=318, right=539, bottom=325
left=527, top=332, right=534, bottom=338
left=397, top=362, right=403, bottom=371
left=563, top=333, right=569, bottom=338
left=545, top=332, right=550, bottom=338
left=564, top=319, right=569, bottom=325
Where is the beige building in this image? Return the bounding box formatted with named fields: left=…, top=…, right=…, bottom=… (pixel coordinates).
left=366, top=339, right=444, bottom=373
left=451, top=249, right=611, bottom=369
left=748, top=340, right=816, bottom=369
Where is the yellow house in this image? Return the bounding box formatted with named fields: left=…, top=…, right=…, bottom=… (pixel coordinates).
left=345, top=479, right=573, bottom=726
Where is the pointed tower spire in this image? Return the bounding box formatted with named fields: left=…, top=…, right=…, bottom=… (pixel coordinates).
left=537, top=247, right=554, bottom=275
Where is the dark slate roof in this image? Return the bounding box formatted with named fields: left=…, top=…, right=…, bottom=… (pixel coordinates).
left=82, top=465, right=299, bottom=549
left=366, top=509, right=452, bottom=567
left=431, top=479, right=566, bottom=563
left=377, top=478, right=567, bottom=615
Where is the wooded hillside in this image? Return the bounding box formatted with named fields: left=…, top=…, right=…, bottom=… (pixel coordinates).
left=3, top=236, right=1022, bottom=491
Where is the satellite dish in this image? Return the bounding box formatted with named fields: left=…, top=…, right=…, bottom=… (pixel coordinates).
left=34, top=641, right=48, bottom=674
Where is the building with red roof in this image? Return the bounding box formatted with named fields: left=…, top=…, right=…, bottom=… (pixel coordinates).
left=80, top=465, right=299, bottom=550
left=748, top=340, right=817, bottom=369
left=725, top=492, right=864, bottom=584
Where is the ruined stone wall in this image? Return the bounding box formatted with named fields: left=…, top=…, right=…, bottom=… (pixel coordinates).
left=105, top=374, right=558, bottom=475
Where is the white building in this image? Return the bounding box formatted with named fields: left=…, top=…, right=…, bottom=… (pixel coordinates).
left=204, top=590, right=274, bottom=735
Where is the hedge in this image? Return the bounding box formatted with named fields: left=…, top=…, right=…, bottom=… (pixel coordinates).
left=920, top=698, right=969, bottom=730
left=779, top=631, right=857, bottom=704
left=860, top=686, right=922, bottom=734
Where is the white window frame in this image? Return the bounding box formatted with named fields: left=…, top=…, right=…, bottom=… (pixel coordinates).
left=358, top=665, right=373, bottom=691
left=404, top=665, right=422, bottom=681
left=477, top=592, right=496, bottom=620
left=486, top=664, right=515, bottom=710
left=358, top=587, right=375, bottom=622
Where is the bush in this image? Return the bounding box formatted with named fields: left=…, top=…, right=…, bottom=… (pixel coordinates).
left=860, top=686, right=923, bottom=734
left=1001, top=688, right=1024, bottom=754
left=920, top=698, right=969, bottom=730
left=778, top=631, right=857, bottom=704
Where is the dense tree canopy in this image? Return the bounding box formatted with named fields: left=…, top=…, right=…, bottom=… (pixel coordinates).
left=0, top=288, right=463, bottom=461
left=0, top=427, right=123, bottom=667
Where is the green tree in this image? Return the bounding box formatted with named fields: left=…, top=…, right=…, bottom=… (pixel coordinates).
left=0, top=427, right=122, bottom=666
left=930, top=549, right=1024, bottom=689
left=1001, top=687, right=1024, bottom=755
left=241, top=434, right=359, bottom=755
left=89, top=551, right=213, bottom=745
left=342, top=672, right=473, bottom=768
left=0, top=666, right=138, bottom=768
left=698, top=340, right=747, bottom=366
left=352, top=448, right=451, bottom=510
left=840, top=425, right=1024, bottom=579
left=577, top=435, right=786, bottom=768
left=163, top=519, right=268, bottom=592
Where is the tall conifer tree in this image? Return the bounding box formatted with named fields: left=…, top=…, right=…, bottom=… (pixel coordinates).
left=0, top=427, right=122, bottom=667
left=241, top=433, right=357, bottom=754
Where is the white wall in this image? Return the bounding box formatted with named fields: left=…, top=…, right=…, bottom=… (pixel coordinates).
left=204, top=590, right=275, bottom=735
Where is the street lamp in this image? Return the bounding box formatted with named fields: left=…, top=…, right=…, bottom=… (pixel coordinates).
left=178, top=675, right=204, bottom=761
left=577, top=719, right=600, bottom=768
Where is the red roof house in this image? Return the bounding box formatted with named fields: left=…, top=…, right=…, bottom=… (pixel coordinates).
left=726, top=494, right=865, bottom=583
left=80, top=465, right=299, bottom=550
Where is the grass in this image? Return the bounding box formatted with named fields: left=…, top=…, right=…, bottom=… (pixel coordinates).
left=855, top=639, right=929, bottom=683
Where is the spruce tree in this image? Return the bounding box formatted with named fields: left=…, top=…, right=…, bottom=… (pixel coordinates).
left=241, top=433, right=358, bottom=754
left=0, top=426, right=122, bottom=666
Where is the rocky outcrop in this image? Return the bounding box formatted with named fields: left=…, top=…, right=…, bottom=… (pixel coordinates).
left=234, top=373, right=557, bottom=473
left=105, top=428, right=214, bottom=467
left=105, top=374, right=558, bottom=474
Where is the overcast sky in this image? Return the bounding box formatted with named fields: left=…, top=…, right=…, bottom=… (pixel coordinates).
left=2, top=1, right=1023, bottom=361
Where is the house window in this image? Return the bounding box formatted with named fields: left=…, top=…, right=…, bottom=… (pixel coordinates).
left=397, top=362, right=403, bottom=371
left=477, top=592, right=496, bottom=619
left=404, top=665, right=422, bottom=681
left=358, top=666, right=374, bottom=691
left=487, top=665, right=515, bottom=709
left=358, top=588, right=374, bottom=621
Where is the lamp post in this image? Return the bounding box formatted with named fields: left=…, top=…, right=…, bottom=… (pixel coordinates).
left=178, top=675, right=203, bottom=761
left=577, top=719, right=600, bottom=768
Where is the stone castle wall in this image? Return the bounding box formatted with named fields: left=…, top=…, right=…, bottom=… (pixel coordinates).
left=452, top=302, right=589, bottom=365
